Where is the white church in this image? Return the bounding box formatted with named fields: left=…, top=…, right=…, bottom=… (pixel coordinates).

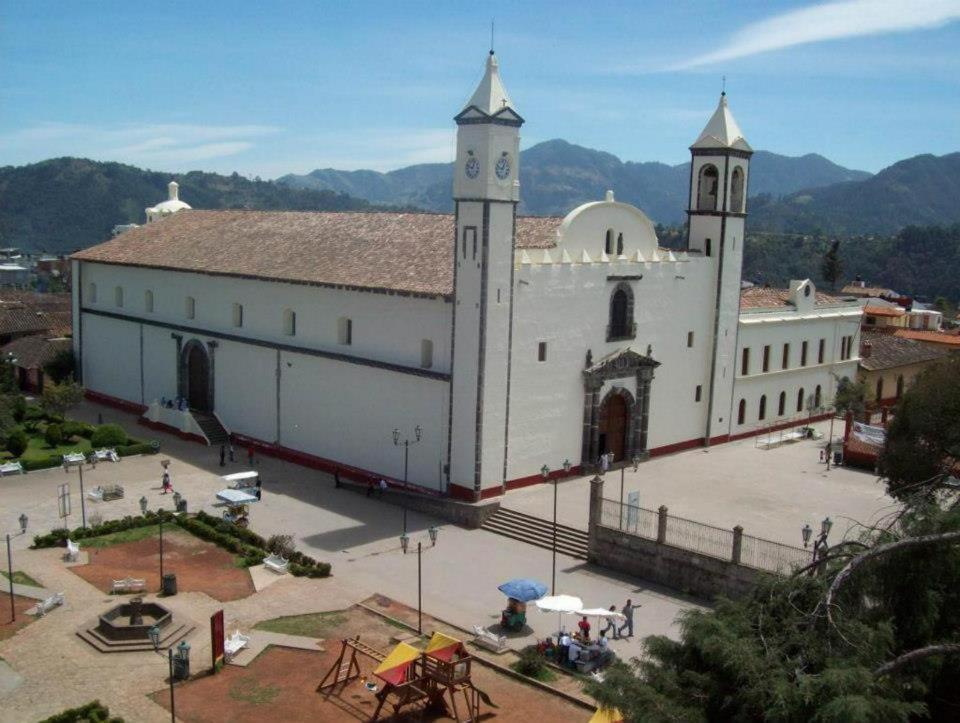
left=72, top=52, right=862, bottom=501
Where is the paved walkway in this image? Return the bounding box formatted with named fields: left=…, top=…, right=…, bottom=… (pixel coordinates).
left=228, top=630, right=324, bottom=667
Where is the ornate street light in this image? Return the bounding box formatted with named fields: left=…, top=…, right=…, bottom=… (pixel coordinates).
left=139, top=495, right=149, bottom=515
left=148, top=624, right=161, bottom=650
left=400, top=532, right=410, bottom=554
left=821, top=517, right=833, bottom=537
left=540, top=465, right=550, bottom=480
left=562, top=459, right=572, bottom=474
left=18, top=513, right=28, bottom=534
left=428, top=526, right=439, bottom=546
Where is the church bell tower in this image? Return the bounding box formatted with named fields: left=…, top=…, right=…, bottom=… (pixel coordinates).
left=686, top=93, right=752, bottom=444
left=447, top=51, right=523, bottom=500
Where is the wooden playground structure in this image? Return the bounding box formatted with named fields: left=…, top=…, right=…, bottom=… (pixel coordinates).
left=318, top=632, right=496, bottom=722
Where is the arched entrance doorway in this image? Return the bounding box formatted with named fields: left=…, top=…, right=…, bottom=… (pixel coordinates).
left=599, top=393, right=628, bottom=462
left=184, top=342, right=211, bottom=412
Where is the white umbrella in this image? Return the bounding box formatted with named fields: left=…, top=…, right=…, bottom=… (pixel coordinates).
left=535, top=595, right=583, bottom=634
left=577, top=607, right=625, bottom=620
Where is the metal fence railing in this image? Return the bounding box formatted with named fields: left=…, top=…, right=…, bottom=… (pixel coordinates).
left=598, top=497, right=809, bottom=575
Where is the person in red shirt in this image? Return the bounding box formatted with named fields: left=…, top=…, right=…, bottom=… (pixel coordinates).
left=577, top=615, right=591, bottom=641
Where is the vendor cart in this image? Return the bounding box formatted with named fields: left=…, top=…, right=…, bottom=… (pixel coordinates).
left=216, top=487, right=258, bottom=527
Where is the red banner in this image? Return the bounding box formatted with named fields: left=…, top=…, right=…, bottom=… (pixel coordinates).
left=211, top=609, right=225, bottom=669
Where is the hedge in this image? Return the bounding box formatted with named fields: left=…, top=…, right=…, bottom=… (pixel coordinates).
left=39, top=700, right=123, bottom=723
left=22, top=454, right=65, bottom=471
left=117, top=442, right=159, bottom=457
left=90, top=424, right=128, bottom=448
left=32, top=510, right=176, bottom=548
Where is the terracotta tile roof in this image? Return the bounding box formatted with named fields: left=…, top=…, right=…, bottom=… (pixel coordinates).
left=859, top=331, right=948, bottom=371
left=0, top=291, right=71, bottom=313
left=841, top=283, right=896, bottom=298
left=43, top=310, right=73, bottom=338
left=892, top=329, right=960, bottom=347
left=864, top=304, right=904, bottom=318
left=0, top=335, right=71, bottom=370
left=72, top=210, right=563, bottom=298
left=0, top=306, right=51, bottom=337
left=739, top=286, right=845, bottom=310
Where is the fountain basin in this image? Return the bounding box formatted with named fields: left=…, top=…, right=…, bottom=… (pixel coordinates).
left=97, top=601, right=173, bottom=641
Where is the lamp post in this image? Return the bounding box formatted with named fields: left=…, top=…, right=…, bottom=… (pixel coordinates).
left=802, top=516, right=833, bottom=574
left=400, top=527, right=439, bottom=635
left=6, top=514, right=27, bottom=622
left=545, top=461, right=572, bottom=596
left=620, top=455, right=641, bottom=530
left=65, top=459, right=88, bottom=529
left=825, top=371, right=844, bottom=471
left=167, top=648, right=176, bottom=723
left=393, top=425, right=422, bottom=534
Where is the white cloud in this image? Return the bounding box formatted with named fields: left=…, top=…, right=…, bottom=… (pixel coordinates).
left=289, top=128, right=455, bottom=173
left=674, top=0, right=960, bottom=70
left=0, top=122, right=279, bottom=168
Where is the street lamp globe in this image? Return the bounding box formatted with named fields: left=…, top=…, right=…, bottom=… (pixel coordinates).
left=562, top=459, right=571, bottom=474
left=428, top=526, right=438, bottom=546
left=540, top=465, right=550, bottom=480
left=801, top=523, right=813, bottom=547
left=399, top=532, right=410, bottom=554
left=177, top=639, right=191, bottom=662
left=821, top=517, right=833, bottom=537
left=414, top=425, right=422, bottom=442
left=18, top=513, right=27, bottom=534
left=392, top=428, right=400, bottom=446
left=632, top=455, right=641, bottom=472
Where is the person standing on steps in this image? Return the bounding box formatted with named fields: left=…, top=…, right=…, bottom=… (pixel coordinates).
left=219, top=444, right=226, bottom=467
left=617, top=598, right=641, bottom=638
left=228, top=443, right=235, bottom=463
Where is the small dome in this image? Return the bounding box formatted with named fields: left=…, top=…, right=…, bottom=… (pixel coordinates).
left=146, top=180, right=191, bottom=221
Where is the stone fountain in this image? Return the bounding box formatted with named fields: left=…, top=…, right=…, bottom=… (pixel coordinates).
left=77, top=596, right=195, bottom=653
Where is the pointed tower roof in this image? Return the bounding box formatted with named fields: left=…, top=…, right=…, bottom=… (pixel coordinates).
left=455, top=51, right=523, bottom=126
left=691, top=93, right=751, bottom=152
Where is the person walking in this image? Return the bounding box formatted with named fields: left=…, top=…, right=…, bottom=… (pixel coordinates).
left=247, top=445, right=255, bottom=467
left=600, top=604, right=619, bottom=639
left=219, top=444, right=226, bottom=467
left=161, top=470, right=172, bottom=495
left=617, top=599, right=641, bottom=638
left=228, top=444, right=235, bottom=463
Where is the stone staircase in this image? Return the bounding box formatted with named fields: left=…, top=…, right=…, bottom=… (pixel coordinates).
left=76, top=618, right=196, bottom=653
left=480, top=507, right=589, bottom=560
left=191, top=411, right=230, bottom=446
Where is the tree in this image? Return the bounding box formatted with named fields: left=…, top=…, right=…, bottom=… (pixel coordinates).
left=879, top=356, right=960, bottom=501
left=821, top=239, right=843, bottom=291
left=585, top=503, right=960, bottom=721
left=40, top=381, right=84, bottom=420
left=833, top=376, right=867, bottom=418
left=43, top=349, right=75, bottom=385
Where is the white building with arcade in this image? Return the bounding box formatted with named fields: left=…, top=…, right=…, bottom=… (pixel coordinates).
left=72, top=52, right=860, bottom=501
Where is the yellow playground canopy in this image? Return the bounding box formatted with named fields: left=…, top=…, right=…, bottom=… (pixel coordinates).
left=589, top=707, right=625, bottom=723
left=424, top=632, right=465, bottom=662
left=373, top=642, right=420, bottom=686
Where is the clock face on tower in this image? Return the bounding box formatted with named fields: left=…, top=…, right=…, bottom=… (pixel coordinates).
left=465, top=157, right=480, bottom=179
left=495, top=155, right=511, bottom=180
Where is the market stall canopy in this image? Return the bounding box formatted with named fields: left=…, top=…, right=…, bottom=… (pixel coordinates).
left=222, top=470, right=258, bottom=486
left=216, top=488, right=258, bottom=505
left=535, top=595, right=583, bottom=613
left=497, top=578, right=548, bottom=602
left=578, top=607, right=626, bottom=620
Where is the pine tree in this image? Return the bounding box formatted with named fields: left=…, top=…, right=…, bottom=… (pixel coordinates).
left=821, top=239, right=843, bottom=291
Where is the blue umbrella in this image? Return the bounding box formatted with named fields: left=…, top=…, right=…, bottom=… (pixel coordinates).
left=498, top=578, right=548, bottom=602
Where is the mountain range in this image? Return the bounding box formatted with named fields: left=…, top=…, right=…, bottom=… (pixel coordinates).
left=278, top=140, right=874, bottom=224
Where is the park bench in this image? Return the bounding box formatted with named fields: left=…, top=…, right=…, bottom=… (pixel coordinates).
left=62, top=452, right=86, bottom=469
left=92, top=448, right=120, bottom=463
left=33, top=592, right=65, bottom=617
left=472, top=625, right=507, bottom=654
left=264, top=553, right=288, bottom=574
left=65, top=539, right=80, bottom=562
left=0, top=461, right=24, bottom=476
left=112, top=577, right=146, bottom=594
left=224, top=630, right=250, bottom=660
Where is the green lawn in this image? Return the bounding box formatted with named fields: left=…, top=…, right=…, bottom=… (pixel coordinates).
left=78, top=524, right=165, bottom=549
left=17, top=435, right=92, bottom=463
left=254, top=611, right=348, bottom=638
left=0, top=570, right=41, bottom=587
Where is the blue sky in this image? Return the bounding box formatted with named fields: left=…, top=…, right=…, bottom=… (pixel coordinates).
left=1, top=0, right=959, bottom=178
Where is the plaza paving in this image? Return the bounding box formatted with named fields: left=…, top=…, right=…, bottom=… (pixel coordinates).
left=0, top=402, right=896, bottom=720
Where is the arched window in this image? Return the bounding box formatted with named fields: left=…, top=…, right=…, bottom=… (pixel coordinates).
left=185, top=296, right=195, bottom=320
left=607, top=283, right=634, bottom=341
left=876, top=378, right=883, bottom=402
left=815, top=385, right=822, bottom=409
left=88, top=282, right=97, bottom=303
left=605, top=229, right=614, bottom=255
left=730, top=167, right=745, bottom=212
left=616, top=232, right=624, bottom=256
left=114, top=286, right=124, bottom=308
left=337, top=316, right=352, bottom=345
left=697, top=165, right=719, bottom=211
left=797, top=388, right=804, bottom=413
left=232, top=303, right=243, bottom=328
left=896, top=375, right=904, bottom=398
left=420, top=339, right=433, bottom=369
left=737, top=399, right=746, bottom=425
left=704, top=238, right=712, bottom=257
left=778, top=391, right=786, bottom=416
left=283, top=308, right=296, bottom=336
left=144, top=290, right=154, bottom=313
left=758, top=395, right=767, bottom=421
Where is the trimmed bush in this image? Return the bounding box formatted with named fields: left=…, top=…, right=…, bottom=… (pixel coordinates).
left=90, top=423, right=128, bottom=448
left=31, top=511, right=176, bottom=549
left=39, top=700, right=123, bottom=723
left=117, top=442, right=158, bottom=457
left=6, top=428, right=27, bottom=457
left=62, top=420, right=94, bottom=438
left=12, top=395, right=26, bottom=422
left=22, top=454, right=63, bottom=471
left=45, top=423, right=64, bottom=447
left=266, top=534, right=296, bottom=557
left=23, top=405, right=45, bottom=421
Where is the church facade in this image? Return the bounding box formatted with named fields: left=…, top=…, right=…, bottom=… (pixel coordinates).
left=72, top=53, right=860, bottom=500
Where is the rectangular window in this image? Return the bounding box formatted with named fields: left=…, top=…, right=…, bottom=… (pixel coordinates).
left=695, top=385, right=702, bottom=402
left=741, top=347, right=750, bottom=376
left=762, top=345, right=770, bottom=373
left=538, top=341, right=547, bottom=362
left=114, top=286, right=123, bottom=308
left=840, top=336, right=847, bottom=360
left=801, top=340, right=808, bottom=367
left=848, top=335, right=855, bottom=359
left=144, top=290, right=154, bottom=313
left=420, top=339, right=433, bottom=369
left=462, top=227, right=476, bottom=260
left=818, top=338, right=825, bottom=364
left=185, top=296, right=195, bottom=320
left=782, top=343, right=790, bottom=370
left=687, top=331, right=694, bottom=348
left=232, top=303, right=243, bottom=328
left=338, top=317, right=352, bottom=345
left=284, top=309, right=296, bottom=336
left=88, top=283, right=97, bottom=303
